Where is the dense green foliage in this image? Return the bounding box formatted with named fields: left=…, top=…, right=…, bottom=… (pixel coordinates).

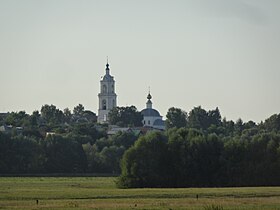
left=118, top=128, right=280, bottom=188
left=0, top=104, right=139, bottom=174
left=108, top=106, right=143, bottom=127
left=166, top=107, right=188, bottom=129
left=1, top=104, right=280, bottom=189
left=118, top=132, right=169, bottom=187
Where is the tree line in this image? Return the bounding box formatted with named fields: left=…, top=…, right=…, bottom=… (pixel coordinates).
left=0, top=104, right=138, bottom=174
left=0, top=104, right=280, bottom=188
left=118, top=128, right=280, bottom=188
left=117, top=107, right=280, bottom=187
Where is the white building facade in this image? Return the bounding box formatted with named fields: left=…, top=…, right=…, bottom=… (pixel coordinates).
left=97, top=62, right=117, bottom=123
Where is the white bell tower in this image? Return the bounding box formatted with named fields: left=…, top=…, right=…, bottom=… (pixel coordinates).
left=97, top=61, right=117, bottom=123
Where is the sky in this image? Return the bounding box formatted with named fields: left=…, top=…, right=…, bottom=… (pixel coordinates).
left=0, top=0, right=279, bottom=123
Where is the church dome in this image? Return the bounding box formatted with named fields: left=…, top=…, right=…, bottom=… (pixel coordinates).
left=101, top=62, right=114, bottom=82
left=141, top=108, right=161, bottom=117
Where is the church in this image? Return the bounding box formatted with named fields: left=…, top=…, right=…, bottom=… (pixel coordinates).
left=97, top=62, right=117, bottom=123
left=97, top=61, right=165, bottom=130
left=140, top=92, right=165, bottom=130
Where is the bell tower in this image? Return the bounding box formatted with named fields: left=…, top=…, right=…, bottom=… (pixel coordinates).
left=97, top=61, right=117, bottom=123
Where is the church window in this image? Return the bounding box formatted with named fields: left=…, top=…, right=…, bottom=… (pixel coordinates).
left=112, top=85, right=114, bottom=93
left=112, top=99, right=115, bottom=107
left=103, top=85, right=107, bottom=93
left=102, top=100, right=107, bottom=110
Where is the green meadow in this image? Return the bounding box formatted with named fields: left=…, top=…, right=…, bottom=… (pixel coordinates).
left=0, top=177, right=280, bottom=210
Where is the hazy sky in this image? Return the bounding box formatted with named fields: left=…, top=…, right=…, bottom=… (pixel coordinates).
left=0, top=0, right=279, bottom=123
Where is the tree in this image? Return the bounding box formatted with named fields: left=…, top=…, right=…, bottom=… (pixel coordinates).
left=73, top=104, right=85, bottom=116
left=188, top=106, right=209, bottom=130
left=166, top=107, right=187, bottom=129
left=22, top=111, right=43, bottom=138
left=44, top=135, right=87, bottom=173
left=262, top=114, right=280, bottom=132
left=187, top=133, right=224, bottom=187
left=70, top=122, right=104, bottom=144
left=222, top=118, right=235, bottom=136
left=99, top=145, right=125, bottom=174
left=108, top=106, right=143, bottom=127
left=234, top=118, right=244, bottom=135
left=29, top=111, right=40, bottom=127
left=83, top=110, right=97, bottom=123
left=167, top=127, right=191, bottom=187
left=63, top=108, right=72, bottom=123
left=0, top=133, right=45, bottom=173
left=41, top=104, right=64, bottom=126
left=208, top=107, right=222, bottom=127
left=95, top=137, right=111, bottom=152
left=82, top=143, right=104, bottom=173
left=118, top=131, right=168, bottom=188
left=5, top=111, right=29, bottom=127
left=111, top=132, right=138, bottom=149
left=188, top=106, right=222, bottom=131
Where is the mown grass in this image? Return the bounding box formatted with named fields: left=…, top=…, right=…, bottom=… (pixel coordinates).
left=0, top=177, right=280, bottom=209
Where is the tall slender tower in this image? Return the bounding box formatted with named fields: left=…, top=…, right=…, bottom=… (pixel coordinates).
left=97, top=61, right=117, bottom=123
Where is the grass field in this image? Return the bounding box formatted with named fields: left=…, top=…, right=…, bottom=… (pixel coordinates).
left=0, top=177, right=280, bottom=210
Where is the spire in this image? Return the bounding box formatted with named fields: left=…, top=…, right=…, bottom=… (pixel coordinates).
left=105, top=56, right=110, bottom=75
left=147, top=86, right=152, bottom=100
left=146, top=88, right=152, bottom=109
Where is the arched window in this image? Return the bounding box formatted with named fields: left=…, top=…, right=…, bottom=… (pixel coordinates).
left=102, top=100, right=107, bottom=110
left=112, top=85, right=114, bottom=93
left=103, top=85, right=107, bottom=93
